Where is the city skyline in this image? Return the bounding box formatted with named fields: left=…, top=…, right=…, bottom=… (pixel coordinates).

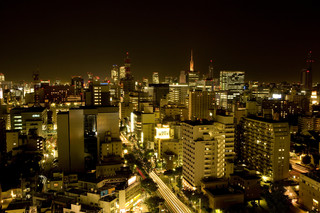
left=0, top=1, right=320, bottom=83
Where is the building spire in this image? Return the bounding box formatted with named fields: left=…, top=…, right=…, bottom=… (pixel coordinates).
left=190, top=49, right=194, bottom=71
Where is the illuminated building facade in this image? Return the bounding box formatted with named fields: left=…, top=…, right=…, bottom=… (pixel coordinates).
left=182, top=120, right=225, bottom=189
left=239, top=117, right=290, bottom=181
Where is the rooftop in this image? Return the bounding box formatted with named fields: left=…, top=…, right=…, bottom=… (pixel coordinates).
left=183, top=119, right=214, bottom=126
left=206, top=187, right=243, bottom=196
left=246, top=115, right=288, bottom=123
left=231, top=171, right=261, bottom=180
left=11, top=106, right=46, bottom=113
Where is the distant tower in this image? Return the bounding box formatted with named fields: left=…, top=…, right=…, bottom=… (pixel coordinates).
left=87, top=72, right=94, bottom=81
left=33, top=71, right=41, bottom=106
left=125, top=51, right=131, bottom=77
left=71, top=76, right=84, bottom=99
left=152, top=72, right=159, bottom=84
left=301, top=50, right=314, bottom=90
left=190, top=49, right=194, bottom=72
left=208, top=59, right=214, bottom=79
left=111, top=65, right=119, bottom=83
left=179, top=71, right=186, bottom=84
left=121, top=51, right=135, bottom=92
left=0, top=73, right=4, bottom=82
left=186, top=49, right=199, bottom=86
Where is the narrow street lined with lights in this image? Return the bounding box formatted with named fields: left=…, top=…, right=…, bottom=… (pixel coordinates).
left=150, top=171, right=191, bottom=213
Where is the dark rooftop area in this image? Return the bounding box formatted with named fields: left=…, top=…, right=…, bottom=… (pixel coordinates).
left=183, top=119, right=214, bottom=126
left=206, top=187, right=243, bottom=196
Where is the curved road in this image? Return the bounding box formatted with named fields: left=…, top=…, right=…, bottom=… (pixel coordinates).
left=149, top=171, right=191, bottom=213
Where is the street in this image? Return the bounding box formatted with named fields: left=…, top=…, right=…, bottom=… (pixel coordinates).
left=150, top=171, right=191, bottom=213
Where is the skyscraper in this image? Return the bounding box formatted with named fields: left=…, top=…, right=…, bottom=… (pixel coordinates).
left=152, top=72, right=159, bottom=84
left=239, top=117, right=290, bottom=181
left=208, top=59, right=214, bottom=80
left=190, top=49, right=194, bottom=72
left=182, top=120, right=225, bottom=189
left=0, top=73, right=4, bottom=82
left=111, top=65, right=119, bottom=83
left=301, top=50, right=314, bottom=91
left=71, top=76, right=84, bottom=97
left=120, top=52, right=135, bottom=93
left=188, top=90, right=215, bottom=120
left=179, top=71, right=186, bottom=84
left=186, top=49, right=199, bottom=86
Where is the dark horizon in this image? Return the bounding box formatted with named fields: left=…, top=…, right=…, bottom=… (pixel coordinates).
left=0, top=0, right=320, bottom=83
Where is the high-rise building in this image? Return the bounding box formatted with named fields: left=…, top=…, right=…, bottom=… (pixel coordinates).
left=33, top=71, right=41, bottom=106
left=152, top=72, right=159, bottom=84
left=71, top=76, right=84, bottom=97
left=299, top=171, right=320, bottom=212
left=149, top=84, right=169, bottom=107
left=301, top=50, right=314, bottom=91
left=188, top=90, right=215, bottom=120
left=239, top=117, right=290, bottom=181
left=208, top=59, right=214, bottom=80
left=214, top=115, right=235, bottom=161
left=186, top=50, right=199, bottom=86
left=220, top=71, right=245, bottom=91
left=179, top=71, right=186, bottom=84
left=0, top=73, right=5, bottom=82
left=111, top=64, right=119, bottom=83
left=120, top=52, right=135, bottom=93
left=119, top=66, right=126, bottom=79
left=167, top=84, right=189, bottom=105
left=10, top=107, right=47, bottom=137
left=182, top=120, right=225, bottom=189
left=57, top=106, right=119, bottom=173
left=85, top=80, right=110, bottom=106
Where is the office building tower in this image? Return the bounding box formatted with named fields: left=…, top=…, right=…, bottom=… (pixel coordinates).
left=85, top=80, right=110, bottom=106
left=87, top=72, right=94, bottom=81
left=71, top=76, right=84, bottom=97
left=167, top=84, right=189, bottom=105
left=10, top=107, right=47, bottom=137
left=0, top=73, right=4, bottom=82
left=187, top=71, right=200, bottom=87
left=299, top=171, right=320, bottom=212
left=188, top=90, right=215, bottom=120
left=57, top=106, right=119, bottom=173
left=120, top=52, right=135, bottom=93
left=33, top=71, right=41, bottom=106
left=111, top=65, right=119, bottom=83
left=214, top=115, right=235, bottom=161
left=152, top=72, right=159, bottom=84
left=149, top=84, right=169, bottom=107
left=208, top=60, right=214, bottom=80
left=119, top=66, right=126, bottom=79
left=182, top=120, right=225, bottom=189
left=142, top=78, right=149, bottom=87
left=179, top=71, right=186, bottom=84
left=239, top=117, right=290, bottom=181
left=220, top=71, right=245, bottom=91
left=164, top=76, right=173, bottom=84
left=301, top=50, right=314, bottom=91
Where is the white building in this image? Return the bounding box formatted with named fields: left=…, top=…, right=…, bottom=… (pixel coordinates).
left=182, top=120, right=225, bottom=189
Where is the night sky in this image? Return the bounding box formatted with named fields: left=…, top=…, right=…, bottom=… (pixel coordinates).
left=0, top=0, right=320, bottom=83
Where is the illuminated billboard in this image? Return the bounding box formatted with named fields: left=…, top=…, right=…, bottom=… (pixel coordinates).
left=128, top=176, right=137, bottom=186
left=155, top=128, right=170, bottom=139
left=272, top=94, right=282, bottom=99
